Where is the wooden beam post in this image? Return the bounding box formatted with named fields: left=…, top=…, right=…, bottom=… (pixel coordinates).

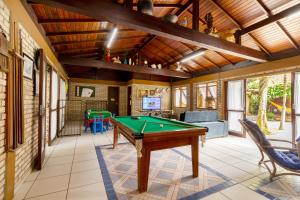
left=192, top=0, right=199, bottom=31
left=60, top=57, right=192, bottom=78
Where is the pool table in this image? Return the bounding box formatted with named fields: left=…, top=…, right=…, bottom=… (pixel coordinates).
left=111, top=116, right=207, bottom=193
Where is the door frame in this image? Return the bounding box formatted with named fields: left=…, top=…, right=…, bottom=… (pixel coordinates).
left=108, top=86, right=120, bottom=116
left=127, top=86, right=132, bottom=116
left=292, top=71, right=300, bottom=143
left=225, top=79, right=246, bottom=137
left=37, top=49, right=47, bottom=170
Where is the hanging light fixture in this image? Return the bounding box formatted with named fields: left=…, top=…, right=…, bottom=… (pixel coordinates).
left=107, top=27, right=118, bottom=49
left=176, top=62, right=182, bottom=71
left=180, top=50, right=205, bottom=63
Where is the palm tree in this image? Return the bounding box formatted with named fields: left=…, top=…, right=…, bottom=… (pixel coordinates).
left=279, top=74, right=288, bottom=130
left=256, top=76, right=270, bottom=134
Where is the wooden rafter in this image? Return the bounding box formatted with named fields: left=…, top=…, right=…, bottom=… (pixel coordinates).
left=57, top=47, right=137, bottom=54
left=38, top=18, right=101, bottom=24
left=255, top=0, right=299, bottom=49
left=60, top=57, right=192, bottom=78
left=46, top=29, right=134, bottom=36
left=192, top=0, right=200, bottom=31
left=207, top=0, right=271, bottom=55
left=132, top=0, right=194, bottom=57
left=241, top=3, right=300, bottom=35
left=52, top=36, right=145, bottom=46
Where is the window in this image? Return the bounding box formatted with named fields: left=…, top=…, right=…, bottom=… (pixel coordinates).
left=175, top=87, right=187, bottom=107
left=196, top=82, right=217, bottom=109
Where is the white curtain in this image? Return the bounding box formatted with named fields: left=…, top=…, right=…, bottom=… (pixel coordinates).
left=175, top=89, right=180, bottom=107
left=295, top=73, right=300, bottom=138
left=50, top=71, right=58, bottom=140
left=228, top=80, right=244, bottom=110
left=60, top=79, right=66, bottom=129
left=227, top=80, right=244, bottom=132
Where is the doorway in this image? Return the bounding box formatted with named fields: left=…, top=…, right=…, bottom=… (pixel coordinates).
left=246, top=73, right=292, bottom=142
left=127, top=86, right=132, bottom=116
left=226, top=80, right=246, bottom=137
left=108, top=87, right=119, bottom=116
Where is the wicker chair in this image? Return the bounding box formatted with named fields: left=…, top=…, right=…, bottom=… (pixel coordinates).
left=239, top=119, right=300, bottom=180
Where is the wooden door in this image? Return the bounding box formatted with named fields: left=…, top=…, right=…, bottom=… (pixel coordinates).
left=127, top=86, right=132, bottom=116
left=108, top=87, right=119, bottom=116
left=37, top=49, right=47, bottom=170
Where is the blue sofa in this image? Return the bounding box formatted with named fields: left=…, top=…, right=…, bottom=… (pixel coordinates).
left=180, top=111, right=228, bottom=139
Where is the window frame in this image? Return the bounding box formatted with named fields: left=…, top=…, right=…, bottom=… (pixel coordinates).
left=175, top=87, right=187, bottom=108
left=196, top=82, right=218, bottom=110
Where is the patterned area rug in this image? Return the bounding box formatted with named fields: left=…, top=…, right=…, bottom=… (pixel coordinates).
left=96, top=143, right=234, bottom=200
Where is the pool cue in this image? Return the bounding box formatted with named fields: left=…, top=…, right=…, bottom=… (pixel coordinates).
left=140, top=120, right=147, bottom=133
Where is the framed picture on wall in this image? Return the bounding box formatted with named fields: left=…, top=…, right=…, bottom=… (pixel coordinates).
left=23, top=54, right=34, bottom=79
left=138, top=89, right=149, bottom=98
left=75, top=85, right=95, bottom=97
left=149, top=89, right=156, bottom=97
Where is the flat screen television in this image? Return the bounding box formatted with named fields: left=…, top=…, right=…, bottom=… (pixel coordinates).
left=142, top=97, right=161, bottom=110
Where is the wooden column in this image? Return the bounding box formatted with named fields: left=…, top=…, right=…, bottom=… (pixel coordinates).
left=192, top=0, right=200, bottom=31
left=125, top=0, right=133, bottom=10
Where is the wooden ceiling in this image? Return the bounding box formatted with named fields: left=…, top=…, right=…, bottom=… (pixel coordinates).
left=24, top=0, right=300, bottom=79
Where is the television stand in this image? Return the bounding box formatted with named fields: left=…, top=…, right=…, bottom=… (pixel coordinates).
left=138, top=110, right=176, bottom=119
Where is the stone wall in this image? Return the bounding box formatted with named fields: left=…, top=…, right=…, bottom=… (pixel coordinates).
left=0, top=71, right=7, bottom=200
left=0, top=0, right=9, bottom=198
left=131, top=84, right=171, bottom=116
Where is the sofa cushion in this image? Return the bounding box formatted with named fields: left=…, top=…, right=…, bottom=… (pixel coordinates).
left=184, top=111, right=218, bottom=122
left=267, top=150, right=300, bottom=170
left=193, top=121, right=228, bottom=139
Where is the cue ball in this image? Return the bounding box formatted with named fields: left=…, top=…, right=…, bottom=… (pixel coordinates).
left=160, top=124, right=163, bottom=128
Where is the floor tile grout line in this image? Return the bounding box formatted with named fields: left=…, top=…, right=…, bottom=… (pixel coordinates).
left=22, top=138, right=61, bottom=199
left=65, top=135, right=79, bottom=200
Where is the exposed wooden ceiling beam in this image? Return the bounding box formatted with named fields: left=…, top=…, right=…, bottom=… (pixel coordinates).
left=60, top=57, right=192, bottom=78
left=254, top=0, right=299, bottom=49
left=192, top=0, right=200, bottom=31
left=52, top=35, right=145, bottom=46
left=38, top=18, right=101, bottom=24
left=132, top=3, right=181, bottom=8
left=175, top=0, right=193, bottom=17
left=132, top=0, right=194, bottom=56
left=46, top=28, right=134, bottom=36
left=57, top=47, right=136, bottom=54
left=241, top=3, right=300, bottom=35
left=29, top=0, right=267, bottom=62
left=207, top=0, right=271, bottom=55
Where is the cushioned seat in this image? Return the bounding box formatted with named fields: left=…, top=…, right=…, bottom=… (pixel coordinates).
left=181, top=111, right=228, bottom=139
left=240, top=119, right=300, bottom=180
left=268, top=150, right=300, bottom=170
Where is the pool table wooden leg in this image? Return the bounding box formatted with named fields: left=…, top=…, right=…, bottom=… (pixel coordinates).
left=191, top=136, right=199, bottom=178
left=138, top=148, right=151, bottom=193
left=113, top=126, right=118, bottom=149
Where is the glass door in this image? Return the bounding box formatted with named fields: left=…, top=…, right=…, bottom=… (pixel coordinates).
left=293, top=72, right=300, bottom=141
left=226, top=80, right=246, bottom=137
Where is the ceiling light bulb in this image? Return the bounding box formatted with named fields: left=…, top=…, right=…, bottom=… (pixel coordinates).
left=107, top=27, right=118, bottom=48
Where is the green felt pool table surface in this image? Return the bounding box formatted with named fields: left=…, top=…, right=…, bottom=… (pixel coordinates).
left=112, top=116, right=204, bottom=135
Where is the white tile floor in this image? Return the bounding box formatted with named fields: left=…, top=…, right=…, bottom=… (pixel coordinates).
left=14, top=130, right=299, bottom=200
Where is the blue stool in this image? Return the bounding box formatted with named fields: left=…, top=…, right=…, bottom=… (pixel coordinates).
left=91, top=116, right=104, bottom=134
